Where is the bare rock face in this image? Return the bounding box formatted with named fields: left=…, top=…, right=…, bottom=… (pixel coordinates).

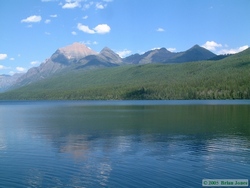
left=14, top=43, right=99, bottom=87
left=52, top=42, right=98, bottom=62
left=61, top=42, right=97, bottom=56
left=100, top=47, right=123, bottom=64
left=0, top=74, right=23, bottom=92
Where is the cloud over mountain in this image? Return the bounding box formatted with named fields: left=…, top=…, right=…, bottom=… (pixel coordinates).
left=202, top=41, right=249, bottom=55
left=219, top=45, right=249, bottom=54
left=116, top=49, right=132, bottom=58
left=202, top=41, right=222, bottom=51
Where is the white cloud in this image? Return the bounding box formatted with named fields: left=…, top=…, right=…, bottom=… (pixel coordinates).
left=50, top=14, right=58, bottom=18
left=167, top=48, right=176, bottom=52
left=116, top=49, right=132, bottom=58
left=151, top=47, right=160, bottom=50
left=0, top=54, right=7, bottom=60
left=77, top=24, right=95, bottom=34
left=82, top=15, right=88, bottom=19
left=77, top=23, right=111, bottom=34
left=45, top=19, right=51, bottom=24
left=218, top=45, right=249, bottom=54
left=9, top=71, right=15, bottom=75
left=21, top=15, right=42, bottom=23
left=62, top=1, right=80, bottom=9
left=96, top=2, right=106, bottom=9
left=71, top=31, right=77, bottom=35
left=30, top=61, right=40, bottom=65
left=0, top=65, right=6, bottom=69
left=10, top=57, right=15, bottom=61
left=202, top=41, right=222, bottom=51
left=156, top=28, right=165, bottom=32
left=83, top=1, right=94, bottom=10
left=94, top=24, right=111, bottom=34
left=45, top=32, right=51, bottom=35
left=16, top=67, right=26, bottom=72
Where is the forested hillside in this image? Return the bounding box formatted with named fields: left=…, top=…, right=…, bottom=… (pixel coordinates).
left=0, top=48, right=249, bottom=100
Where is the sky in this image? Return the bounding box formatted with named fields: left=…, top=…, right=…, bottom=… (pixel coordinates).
left=0, top=0, right=250, bottom=75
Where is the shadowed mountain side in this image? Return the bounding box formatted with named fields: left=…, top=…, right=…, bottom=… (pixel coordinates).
left=123, top=45, right=216, bottom=64
left=166, top=45, right=216, bottom=63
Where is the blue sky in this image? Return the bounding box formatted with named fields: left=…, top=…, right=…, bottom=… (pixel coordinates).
left=0, top=0, right=249, bottom=75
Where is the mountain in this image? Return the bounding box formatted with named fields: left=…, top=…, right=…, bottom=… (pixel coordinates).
left=124, top=45, right=216, bottom=64
left=0, top=73, right=23, bottom=92
left=100, top=47, right=123, bottom=64
left=12, top=43, right=99, bottom=88
left=76, top=47, right=122, bottom=69
left=0, top=43, right=229, bottom=92
left=8, top=43, right=124, bottom=89
left=123, top=48, right=174, bottom=64
left=1, top=47, right=249, bottom=100
left=51, top=42, right=97, bottom=65
left=167, top=45, right=216, bottom=63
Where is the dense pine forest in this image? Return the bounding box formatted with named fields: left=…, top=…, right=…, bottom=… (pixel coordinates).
left=0, top=48, right=249, bottom=100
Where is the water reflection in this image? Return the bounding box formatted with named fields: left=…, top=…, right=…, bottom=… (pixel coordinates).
left=0, top=101, right=250, bottom=187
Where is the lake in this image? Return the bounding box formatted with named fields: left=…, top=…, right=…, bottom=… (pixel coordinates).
left=0, top=100, right=250, bottom=187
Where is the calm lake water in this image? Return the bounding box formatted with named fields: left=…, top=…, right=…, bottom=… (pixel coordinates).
left=0, top=100, right=250, bottom=187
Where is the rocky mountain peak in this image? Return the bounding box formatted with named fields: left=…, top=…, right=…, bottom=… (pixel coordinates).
left=57, top=42, right=98, bottom=60
left=100, top=47, right=123, bottom=64
left=100, top=47, right=115, bottom=54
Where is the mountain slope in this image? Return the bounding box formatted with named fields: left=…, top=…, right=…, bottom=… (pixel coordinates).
left=0, top=73, right=23, bottom=92
left=13, top=42, right=98, bottom=87
left=124, top=45, right=216, bottom=64
left=1, top=47, right=249, bottom=100
left=167, top=45, right=216, bottom=63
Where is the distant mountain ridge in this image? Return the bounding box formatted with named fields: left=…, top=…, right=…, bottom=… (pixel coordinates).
left=123, top=45, right=216, bottom=64
left=0, top=42, right=233, bottom=91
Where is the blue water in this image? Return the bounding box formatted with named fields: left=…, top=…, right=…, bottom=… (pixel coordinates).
left=0, top=100, right=250, bottom=187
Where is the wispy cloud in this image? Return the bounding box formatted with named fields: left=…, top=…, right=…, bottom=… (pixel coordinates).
left=116, top=49, right=132, bottom=58
left=0, top=65, right=9, bottom=70
left=81, top=41, right=98, bottom=45
left=202, top=41, right=249, bottom=54
left=0, top=54, right=7, bottom=60
left=21, top=15, right=42, bottom=23
left=167, top=48, right=176, bottom=52
left=62, top=0, right=81, bottom=9
left=96, top=2, right=106, bottom=9
left=50, top=14, right=58, bottom=18
left=82, top=15, right=88, bottom=19
left=77, top=23, right=111, bottom=34
left=71, top=31, right=77, bottom=35
left=83, top=1, right=94, bottom=10
left=30, top=61, right=40, bottom=65
left=16, top=67, right=26, bottom=73
left=156, top=28, right=165, bottom=32
left=45, top=19, right=51, bottom=24
left=219, top=45, right=249, bottom=54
